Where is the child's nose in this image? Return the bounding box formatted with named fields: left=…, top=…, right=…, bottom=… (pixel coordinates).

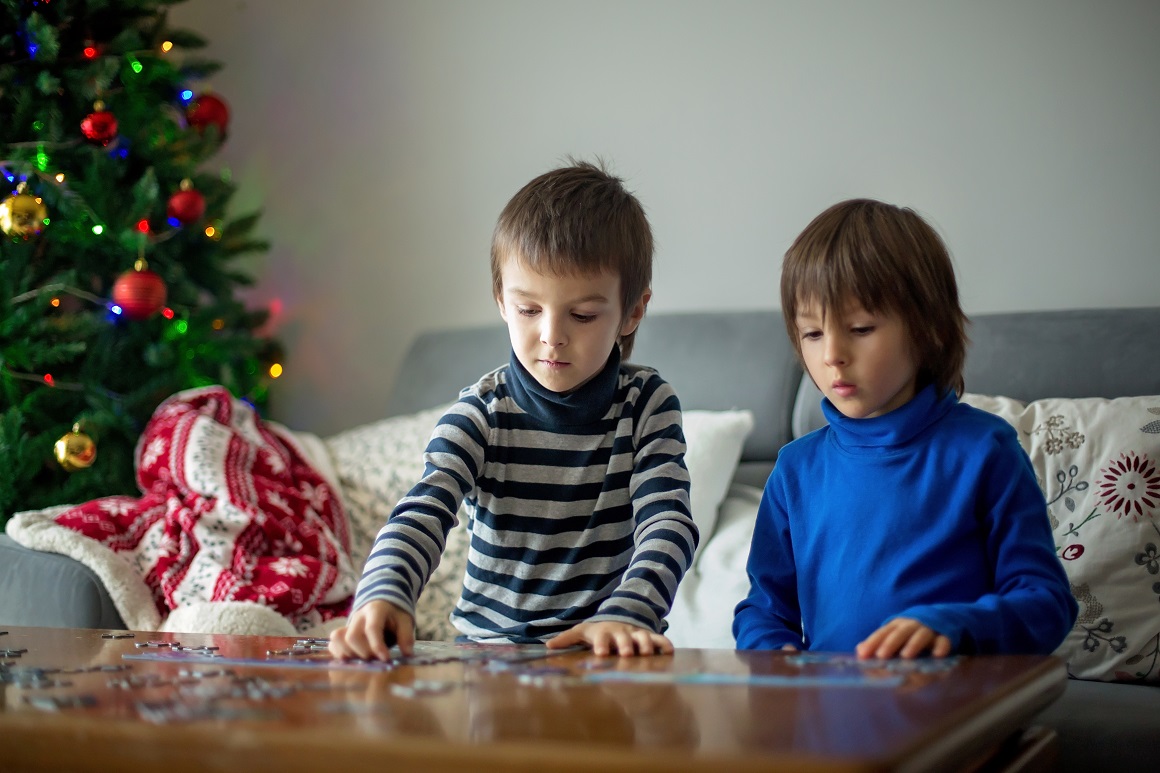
left=824, top=337, right=848, bottom=366
left=540, top=314, right=567, bottom=347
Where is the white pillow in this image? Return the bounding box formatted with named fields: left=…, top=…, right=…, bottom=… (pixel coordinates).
left=666, top=484, right=762, bottom=648
left=682, top=409, right=756, bottom=561
left=962, top=393, right=1160, bottom=683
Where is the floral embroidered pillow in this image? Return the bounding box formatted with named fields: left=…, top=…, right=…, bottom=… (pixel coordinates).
left=962, top=394, right=1160, bottom=682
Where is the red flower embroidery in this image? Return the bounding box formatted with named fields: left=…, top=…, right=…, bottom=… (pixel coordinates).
left=1097, top=451, right=1160, bottom=521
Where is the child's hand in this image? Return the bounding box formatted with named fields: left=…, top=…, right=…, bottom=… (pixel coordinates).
left=328, top=600, right=415, bottom=660
left=547, top=621, right=674, bottom=657
left=855, top=617, right=952, bottom=660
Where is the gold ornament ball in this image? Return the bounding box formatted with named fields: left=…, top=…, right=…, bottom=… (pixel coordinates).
left=54, top=430, right=97, bottom=472
left=0, top=186, right=49, bottom=237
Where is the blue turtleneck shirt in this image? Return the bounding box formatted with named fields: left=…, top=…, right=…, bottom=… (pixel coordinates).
left=734, top=384, right=1076, bottom=654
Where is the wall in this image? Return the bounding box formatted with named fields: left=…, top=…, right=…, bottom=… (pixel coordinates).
left=168, top=0, right=1160, bottom=435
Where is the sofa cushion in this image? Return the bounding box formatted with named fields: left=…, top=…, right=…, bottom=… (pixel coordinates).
left=0, top=533, right=126, bottom=629
left=962, top=394, right=1160, bottom=683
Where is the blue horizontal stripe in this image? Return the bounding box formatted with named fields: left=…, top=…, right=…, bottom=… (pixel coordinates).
left=469, top=533, right=634, bottom=565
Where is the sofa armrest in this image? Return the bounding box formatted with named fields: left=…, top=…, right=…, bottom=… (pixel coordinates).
left=0, top=534, right=125, bottom=629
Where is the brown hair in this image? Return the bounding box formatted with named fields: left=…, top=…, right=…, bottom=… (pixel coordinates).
left=780, top=198, right=969, bottom=396
left=491, top=159, right=653, bottom=358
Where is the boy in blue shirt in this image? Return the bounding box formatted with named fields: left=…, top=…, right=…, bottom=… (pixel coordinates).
left=330, top=161, right=697, bottom=660
left=734, top=198, right=1077, bottom=658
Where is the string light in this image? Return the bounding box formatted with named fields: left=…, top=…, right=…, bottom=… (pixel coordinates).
left=50, top=297, right=60, bottom=307
left=161, top=41, right=173, bottom=53
left=211, top=318, right=225, bottom=330
left=55, top=173, right=65, bottom=183
left=161, top=307, right=175, bottom=320
left=128, top=55, right=143, bottom=74
left=268, top=363, right=283, bottom=379
left=43, top=374, right=55, bottom=387
left=204, top=225, right=216, bottom=238
left=83, top=46, right=97, bottom=59
left=136, top=219, right=150, bottom=233
left=92, top=225, right=103, bottom=235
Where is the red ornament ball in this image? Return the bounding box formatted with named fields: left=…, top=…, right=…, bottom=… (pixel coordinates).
left=113, top=268, right=167, bottom=320
left=167, top=186, right=206, bottom=225
left=186, top=93, right=230, bottom=136
left=81, top=108, right=118, bottom=145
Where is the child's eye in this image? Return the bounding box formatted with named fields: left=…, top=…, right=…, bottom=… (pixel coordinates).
left=517, top=307, right=540, bottom=317
left=852, top=326, right=875, bottom=335
left=801, top=330, right=822, bottom=341
left=572, top=313, right=596, bottom=323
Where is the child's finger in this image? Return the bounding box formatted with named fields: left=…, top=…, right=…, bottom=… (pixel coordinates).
left=327, top=627, right=351, bottom=659
left=629, top=631, right=671, bottom=656
left=340, top=623, right=373, bottom=660
left=628, top=629, right=656, bottom=656
left=899, top=627, right=936, bottom=659
left=611, top=631, right=636, bottom=657
left=545, top=627, right=583, bottom=650
left=651, top=633, right=675, bottom=655
left=869, top=620, right=915, bottom=659
left=393, top=614, right=416, bottom=657
left=855, top=626, right=889, bottom=659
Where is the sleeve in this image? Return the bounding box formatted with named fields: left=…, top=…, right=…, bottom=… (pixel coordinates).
left=350, top=397, right=489, bottom=618
left=591, top=376, right=698, bottom=633
left=733, top=468, right=805, bottom=650
left=894, top=431, right=1079, bottom=654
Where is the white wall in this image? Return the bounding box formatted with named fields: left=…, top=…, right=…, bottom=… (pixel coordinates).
left=169, top=0, right=1160, bottom=435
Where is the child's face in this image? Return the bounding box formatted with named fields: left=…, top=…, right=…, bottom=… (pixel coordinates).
left=496, top=257, right=646, bottom=394
left=795, top=297, right=919, bottom=419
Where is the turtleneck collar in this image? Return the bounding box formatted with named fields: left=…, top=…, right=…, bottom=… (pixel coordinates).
left=506, top=347, right=621, bottom=426
left=821, top=383, right=956, bottom=450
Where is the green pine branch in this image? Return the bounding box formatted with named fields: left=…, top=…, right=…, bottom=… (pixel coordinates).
left=0, top=0, right=284, bottom=528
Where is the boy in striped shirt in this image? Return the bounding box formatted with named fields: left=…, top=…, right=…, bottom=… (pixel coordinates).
left=329, top=160, right=698, bottom=659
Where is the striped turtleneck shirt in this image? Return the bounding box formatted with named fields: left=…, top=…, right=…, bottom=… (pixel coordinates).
left=352, top=347, right=698, bottom=642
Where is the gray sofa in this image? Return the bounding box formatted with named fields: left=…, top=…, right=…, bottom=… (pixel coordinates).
left=3, top=306, right=1159, bottom=769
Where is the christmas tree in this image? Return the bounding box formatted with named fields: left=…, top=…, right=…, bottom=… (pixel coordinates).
left=0, top=0, right=283, bottom=529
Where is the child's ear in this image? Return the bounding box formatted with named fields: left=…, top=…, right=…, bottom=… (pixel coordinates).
left=619, top=290, right=652, bottom=337
left=496, top=295, right=508, bottom=322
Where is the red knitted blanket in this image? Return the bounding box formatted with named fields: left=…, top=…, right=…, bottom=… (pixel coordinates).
left=51, top=386, right=355, bottom=626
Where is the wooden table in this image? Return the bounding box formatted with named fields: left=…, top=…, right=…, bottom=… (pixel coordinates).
left=1, top=626, right=1064, bottom=773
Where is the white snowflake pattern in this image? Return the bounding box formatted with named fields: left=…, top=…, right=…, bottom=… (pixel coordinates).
left=274, top=530, right=304, bottom=555
left=265, top=491, right=294, bottom=515
left=268, top=557, right=308, bottom=578
left=263, top=447, right=287, bottom=475
left=140, top=436, right=167, bottom=469
left=98, top=498, right=137, bottom=517
left=300, top=481, right=329, bottom=511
